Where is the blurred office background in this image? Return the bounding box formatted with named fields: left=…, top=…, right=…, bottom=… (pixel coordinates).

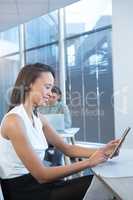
left=0, top=0, right=114, bottom=143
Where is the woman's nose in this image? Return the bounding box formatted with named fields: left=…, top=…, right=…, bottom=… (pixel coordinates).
left=48, top=91, right=52, bottom=97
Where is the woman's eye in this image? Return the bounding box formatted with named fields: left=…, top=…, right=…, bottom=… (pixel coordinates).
left=45, top=85, right=51, bottom=90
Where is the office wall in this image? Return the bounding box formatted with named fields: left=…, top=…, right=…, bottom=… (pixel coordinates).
left=112, top=0, right=133, bottom=148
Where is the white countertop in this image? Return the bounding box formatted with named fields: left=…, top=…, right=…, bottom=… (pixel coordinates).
left=92, top=148, right=133, bottom=178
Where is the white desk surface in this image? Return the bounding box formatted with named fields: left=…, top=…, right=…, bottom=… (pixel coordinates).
left=92, top=149, right=133, bottom=178
left=91, top=148, right=133, bottom=200
left=102, top=176, right=133, bottom=200
left=58, top=128, right=80, bottom=138
left=76, top=141, right=105, bottom=149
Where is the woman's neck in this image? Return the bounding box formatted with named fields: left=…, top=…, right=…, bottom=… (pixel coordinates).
left=23, top=100, right=33, bottom=119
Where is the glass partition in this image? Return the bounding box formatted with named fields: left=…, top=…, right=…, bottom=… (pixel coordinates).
left=0, top=26, right=19, bottom=57
left=25, top=10, right=58, bottom=49
left=26, top=44, right=59, bottom=84
left=0, top=55, right=20, bottom=121
left=65, top=0, right=112, bottom=36
left=66, top=27, right=114, bottom=142
left=0, top=0, right=113, bottom=143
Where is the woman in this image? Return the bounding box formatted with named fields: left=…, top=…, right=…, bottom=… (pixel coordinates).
left=39, top=85, right=72, bottom=128
left=0, top=63, right=119, bottom=200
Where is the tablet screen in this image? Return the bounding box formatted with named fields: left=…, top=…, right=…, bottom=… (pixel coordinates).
left=109, top=127, right=131, bottom=159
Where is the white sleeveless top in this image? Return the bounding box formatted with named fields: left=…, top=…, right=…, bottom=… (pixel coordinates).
left=0, top=104, right=48, bottom=179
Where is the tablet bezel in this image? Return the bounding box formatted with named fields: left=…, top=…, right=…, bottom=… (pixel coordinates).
left=109, top=127, right=131, bottom=159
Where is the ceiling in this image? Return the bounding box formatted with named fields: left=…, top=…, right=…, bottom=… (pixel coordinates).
left=0, top=0, right=79, bottom=32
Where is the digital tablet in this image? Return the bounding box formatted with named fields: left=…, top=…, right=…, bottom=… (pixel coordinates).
left=109, top=127, right=131, bottom=159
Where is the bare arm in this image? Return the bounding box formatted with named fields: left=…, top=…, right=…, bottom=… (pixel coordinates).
left=39, top=113, right=97, bottom=158
left=39, top=113, right=119, bottom=158
left=1, top=114, right=108, bottom=184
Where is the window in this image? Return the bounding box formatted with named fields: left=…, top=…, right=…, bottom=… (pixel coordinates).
left=0, top=55, right=20, bottom=120
left=25, top=10, right=58, bottom=49
left=26, top=44, right=59, bottom=83
left=65, top=0, right=112, bottom=37
left=0, top=26, right=19, bottom=57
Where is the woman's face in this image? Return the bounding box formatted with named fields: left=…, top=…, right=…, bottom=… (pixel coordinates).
left=29, top=72, right=54, bottom=106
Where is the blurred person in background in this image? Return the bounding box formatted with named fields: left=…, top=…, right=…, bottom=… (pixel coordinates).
left=39, top=85, right=71, bottom=129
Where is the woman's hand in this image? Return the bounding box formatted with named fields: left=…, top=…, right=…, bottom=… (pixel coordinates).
left=101, top=139, right=120, bottom=157
left=88, top=139, right=120, bottom=167
left=88, top=149, right=108, bottom=167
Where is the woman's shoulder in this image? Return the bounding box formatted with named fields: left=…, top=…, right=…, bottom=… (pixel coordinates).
left=0, top=112, right=25, bottom=139
left=57, top=101, right=65, bottom=107
left=58, top=101, right=69, bottom=110
left=1, top=109, right=24, bottom=126
left=5, top=104, right=24, bottom=117
left=1, top=105, right=25, bottom=130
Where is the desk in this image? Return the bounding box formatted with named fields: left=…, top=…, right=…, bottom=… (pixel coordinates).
left=101, top=176, right=133, bottom=200
left=58, top=128, right=80, bottom=145
left=76, top=141, right=105, bottom=149
left=58, top=128, right=80, bottom=165
left=90, top=149, right=133, bottom=200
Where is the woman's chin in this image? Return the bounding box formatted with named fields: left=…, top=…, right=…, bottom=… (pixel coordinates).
left=39, top=101, right=47, bottom=106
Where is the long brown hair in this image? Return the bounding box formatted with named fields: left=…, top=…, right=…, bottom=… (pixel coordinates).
left=8, top=63, right=55, bottom=112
